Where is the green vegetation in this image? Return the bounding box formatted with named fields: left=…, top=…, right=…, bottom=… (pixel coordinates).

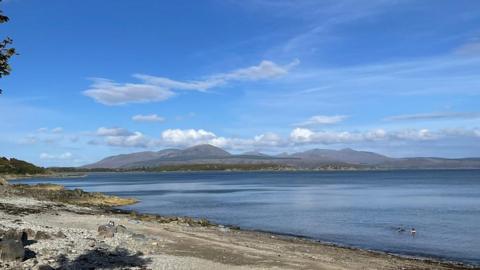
left=0, top=157, right=47, bottom=175
left=148, top=163, right=292, bottom=171
left=1, top=0, right=17, bottom=90
left=51, top=163, right=294, bottom=172
left=50, top=163, right=370, bottom=172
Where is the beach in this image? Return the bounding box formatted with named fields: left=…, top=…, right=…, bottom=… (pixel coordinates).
left=0, top=181, right=475, bottom=270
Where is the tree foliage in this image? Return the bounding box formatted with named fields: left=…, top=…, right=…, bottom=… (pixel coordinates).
left=0, top=157, right=47, bottom=175
left=0, top=0, right=16, bottom=93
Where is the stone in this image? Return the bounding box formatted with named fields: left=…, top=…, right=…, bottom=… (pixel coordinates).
left=3, top=229, right=28, bottom=246
left=23, top=228, right=36, bottom=239
left=36, top=265, right=54, bottom=270
left=0, top=177, right=8, bottom=186
left=115, top=225, right=128, bottom=234
left=54, top=231, right=67, bottom=239
left=34, top=231, right=51, bottom=240
left=87, top=239, right=96, bottom=247
left=0, top=239, right=25, bottom=262
left=98, top=224, right=115, bottom=238
left=131, top=233, right=146, bottom=241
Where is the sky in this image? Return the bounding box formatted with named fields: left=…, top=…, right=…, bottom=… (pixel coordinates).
left=1, top=0, right=480, bottom=167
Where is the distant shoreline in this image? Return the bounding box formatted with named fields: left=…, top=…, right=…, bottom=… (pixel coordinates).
left=4, top=167, right=480, bottom=183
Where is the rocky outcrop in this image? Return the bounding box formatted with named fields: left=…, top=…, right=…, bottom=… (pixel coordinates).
left=0, top=240, right=24, bottom=262
left=98, top=221, right=116, bottom=238
left=8, top=184, right=138, bottom=207
left=0, top=177, right=8, bottom=187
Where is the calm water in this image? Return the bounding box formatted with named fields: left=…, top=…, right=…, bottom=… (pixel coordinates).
left=16, top=170, right=480, bottom=265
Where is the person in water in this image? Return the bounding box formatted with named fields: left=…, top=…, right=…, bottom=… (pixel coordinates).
left=411, top=228, right=416, bottom=236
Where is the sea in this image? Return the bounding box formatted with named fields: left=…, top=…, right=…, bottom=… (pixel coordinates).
left=15, top=170, right=480, bottom=265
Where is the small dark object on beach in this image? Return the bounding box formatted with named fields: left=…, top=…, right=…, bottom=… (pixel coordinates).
left=36, top=265, right=55, bottom=270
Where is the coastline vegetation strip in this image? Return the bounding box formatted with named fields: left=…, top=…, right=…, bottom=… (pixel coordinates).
left=8, top=183, right=138, bottom=207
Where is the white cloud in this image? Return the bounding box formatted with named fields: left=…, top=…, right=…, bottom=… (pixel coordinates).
left=36, top=127, right=63, bottom=133
left=289, top=127, right=460, bottom=145
left=86, top=125, right=480, bottom=151
left=84, top=60, right=298, bottom=105
left=161, top=129, right=217, bottom=145
left=384, top=112, right=480, bottom=122
left=83, top=78, right=175, bottom=106
left=94, top=127, right=151, bottom=148
left=136, top=59, right=298, bottom=92
left=296, top=115, right=347, bottom=126
left=96, top=127, right=133, bottom=137
left=132, top=114, right=165, bottom=122
left=290, top=128, right=315, bottom=143
left=160, top=128, right=284, bottom=150
left=40, top=152, right=73, bottom=160
left=104, top=132, right=150, bottom=148
left=52, top=127, right=63, bottom=133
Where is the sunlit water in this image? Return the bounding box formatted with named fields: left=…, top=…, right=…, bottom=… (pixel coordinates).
left=16, top=170, right=480, bottom=265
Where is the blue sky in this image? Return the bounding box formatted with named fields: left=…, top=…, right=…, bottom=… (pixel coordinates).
left=1, top=0, right=480, bottom=166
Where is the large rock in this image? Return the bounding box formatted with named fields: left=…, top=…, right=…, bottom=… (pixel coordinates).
left=115, top=225, right=128, bottom=234
left=2, top=229, right=28, bottom=246
left=98, top=224, right=115, bottom=238
left=0, top=239, right=25, bottom=262
left=34, top=231, right=51, bottom=240
left=0, top=177, right=8, bottom=186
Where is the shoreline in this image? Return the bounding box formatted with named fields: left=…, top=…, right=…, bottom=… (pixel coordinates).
left=6, top=167, right=480, bottom=182
left=1, top=182, right=478, bottom=269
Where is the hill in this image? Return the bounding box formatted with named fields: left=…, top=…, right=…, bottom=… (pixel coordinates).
left=83, top=144, right=480, bottom=170
left=0, top=157, right=47, bottom=175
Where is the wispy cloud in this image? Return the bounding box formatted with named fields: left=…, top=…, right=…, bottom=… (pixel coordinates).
left=83, top=78, right=174, bottom=106
left=96, top=127, right=133, bottom=137
left=454, top=40, right=480, bottom=56
left=385, top=112, right=480, bottom=122
left=95, top=127, right=150, bottom=148
left=83, top=60, right=298, bottom=105
left=289, top=127, right=480, bottom=145
left=40, top=152, right=73, bottom=160
left=295, top=115, right=348, bottom=127
left=132, top=114, right=165, bottom=123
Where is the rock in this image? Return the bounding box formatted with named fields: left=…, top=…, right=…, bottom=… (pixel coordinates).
left=219, top=226, right=230, bottom=232
left=36, top=265, right=54, bottom=270
left=23, top=228, right=36, bottom=239
left=3, top=229, right=28, bottom=246
left=98, top=224, right=115, bottom=238
left=88, top=240, right=96, bottom=248
left=0, top=239, right=25, bottom=262
left=0, top=177, right=8, bottom=186
left=115, top=225, right=128, bottom=234
left=34, top=231, right=51, bottom=240
left=54, top=231, right=67, bottom=239
left=131, top=233, right=146, bottom=241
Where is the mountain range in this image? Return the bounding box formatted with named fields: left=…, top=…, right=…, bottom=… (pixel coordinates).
left=83, top=144, right=480, bottom=170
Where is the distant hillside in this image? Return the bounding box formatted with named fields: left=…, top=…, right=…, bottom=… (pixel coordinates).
left=82, top=144, right=480, bottom=170
left=288, top=148, right=392, bottom=165
left=0, top=157, right=47, bottom=175
left=84, top=148, right=181, bottom=169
